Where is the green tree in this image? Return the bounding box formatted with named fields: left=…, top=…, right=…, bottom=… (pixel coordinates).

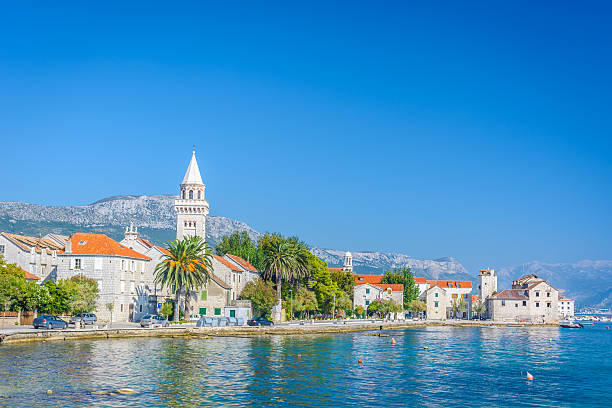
left=381, top=268, right=420, bottom=309
left=336, top=291, right=353, bottom=317
left=366, top=300, right=383, bottom=317
left=40, top=281, right=72, bottom=315
left=65, top=275, right=99, bottom=314
left=408, top=299, right=427, bottom=317
left=106, top=302, right=114, bottom=328
left=240, top=279, right=278, bottom=317
left=355, top=305, right=365, bottom=318
left=329, top=268, right=354, bottom=296
left=0, top=256, right=25, bottom=279
left=260, top=238, right=309, bottom=322
left=451, top=298, right=467, bottom=319
left=215, top=231, right=262, bottom=270
left=159, top=301, right=174, bottom=319
left=305, top=252, right=341, bottom=315
left=291, top=287, right=318, bottom=319
left=154, top=236, right=213, bottom=322
left=473, top=300, right=485, bottom=319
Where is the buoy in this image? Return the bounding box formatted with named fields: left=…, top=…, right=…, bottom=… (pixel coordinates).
left=297, top=354, right=301, bottom=359
left=423, top=346, right=428, bottom=350
left=358, top=358, right=363, bottom=364
left=520, top=371, right=523, bottom=376
left=391, top=338, right=397, bottom=345
left=46, top=390, right=53, bottom=395
left=607, top=326, right=609, bottom=330
left=173, top=344, right=177, bottom=349
left=526, top=372, right=533, bottom=381
left=549, top=338, right=552, bottom=342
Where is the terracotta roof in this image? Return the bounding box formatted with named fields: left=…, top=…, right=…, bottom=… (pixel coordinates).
left=414, top=277, right=427, bottom=283
left=212, top=255, right=242, bottom=272
left=1, top=233, right=63, bottom=254
left=59, top=233, right=151, bottom=260
left=353, top=274, right=384, bottom=284
left=472, top=295, right=479, bottom=303
left=21, top=268, right=40, bottom=281
left=137, top=237, right=154, bottom=248
left=427, top=280, right=472, bottom=289
left=372, top=283, right=404, bottom=292
left=328, top=267, right=344, bottom=273
left=490, top=289, right=529, bottom=300
left=225, top=254, right=258, bottom=272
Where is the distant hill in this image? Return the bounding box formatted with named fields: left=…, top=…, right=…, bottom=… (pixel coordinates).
left=0, top=195, right=473, bottom=282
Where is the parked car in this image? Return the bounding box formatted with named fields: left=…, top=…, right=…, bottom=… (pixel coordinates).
left=70, top=313, right=97, bottom=325
left=188, top=314, right=201, bottom=322
left=33, top=315, right=69, bottom=330
left=247, top=316, right=274, bottom=326
left=140, top=315, right=169, bottom=328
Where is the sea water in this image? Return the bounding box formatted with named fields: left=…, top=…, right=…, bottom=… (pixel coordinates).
left=0, top=323, right=610, bottom=407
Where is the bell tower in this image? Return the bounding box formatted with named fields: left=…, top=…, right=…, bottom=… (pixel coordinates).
left=174, top=148, right=209, bottom=240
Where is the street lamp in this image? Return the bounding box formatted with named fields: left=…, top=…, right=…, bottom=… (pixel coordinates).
left=289, top=289, right=293, bottom=321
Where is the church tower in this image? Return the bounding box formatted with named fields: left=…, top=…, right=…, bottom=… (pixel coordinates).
left=174, top=149, right=209, bottom=240
left=343, top=251, right=353, bottom=272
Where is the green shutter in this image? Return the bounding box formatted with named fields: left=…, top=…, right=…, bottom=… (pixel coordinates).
left=366, top=288, right=370, bottom=294
left=199, top=307, right=206, bottom=315
left=201, top=290, right=207, bottom=300
left=214, top=308, right=221, bottom=316
left=230, top=310, right=235, bottom=317
left=434, top=301, right=439, bottom=307
left=226, top=291, right=229, bottom=305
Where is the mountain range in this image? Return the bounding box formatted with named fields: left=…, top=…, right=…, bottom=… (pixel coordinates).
left=0, top=195, right=609, bottom=308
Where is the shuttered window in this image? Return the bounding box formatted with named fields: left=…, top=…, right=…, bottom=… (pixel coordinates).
left=199, top=308, right=206, bottom=315
left=214, top=308, right=221, bottom=316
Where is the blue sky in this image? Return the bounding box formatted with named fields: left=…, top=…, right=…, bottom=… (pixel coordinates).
left=1, top=1, right=610, bottom=272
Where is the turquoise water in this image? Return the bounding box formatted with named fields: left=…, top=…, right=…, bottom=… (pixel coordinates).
left=0, top=324, right=611, bottom=407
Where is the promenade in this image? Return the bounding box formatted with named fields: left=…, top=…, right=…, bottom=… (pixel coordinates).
left=0, top=319, right=556, bottom=345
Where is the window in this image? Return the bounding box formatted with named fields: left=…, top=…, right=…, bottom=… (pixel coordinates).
left=452, top=294, right=458, bottom=299
left=522, top=301, right=527, bottom=306
left=139, top=305, right=142, bottom=312
left=201, top=290, right=207, bottom=300
left=198, top=191, right=201, bottom=199
left=458, top=283, right=461, bottom=288
left=182, top=190, right=185, bottom=199
left=122, top=260, right=126, bottom=270
left=535, top=302, right=540, bottom=307
left=214, top=308, right=221, bottom=316
left=515, top=303, right=518, bottom=308
left=74, top=258, right=81, bottom=270
left=94, top=258, right=103, bottom=270
left=365, top=288, right=370, bottom=294
left=502, top=300, right=506, bottom=306
left=547, top=292, right=551, bottom=297
left=30, top=265, right=35, bottom=274
left=0, top=245, right=4, bottom=254
left=230, top=310, right=235, bottom=318
left=130, top=281, right=135, bottom=294
left=189, top=190, right=193, bottom=199
left=535, top=292, right=540, bottom=297
left=121, top=280, right=125, bottom=293
left=434, top=301, right=439, bottom=307
left=41, top=266, right=45, bottom=276
left=365, top=300, right=370, bottom=306
left=199, top=307, right=207, bottom=315
left=120, top=304, right=124, bottom=312
left=52, top=250, right=56, bottom=258
left=547, top=302, right=551, bottom=308
left=130, top=261, right=135, bottom=272
left=435, top=293, right=439, bottom=298
left=387, top=288, right=392, bottom=294
left=78, top=240, right=87, bottom=245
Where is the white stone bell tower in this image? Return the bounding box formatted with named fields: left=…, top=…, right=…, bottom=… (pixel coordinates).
left=343, top=251, right=353, bottom=272
left=174, top=148, right=209, bottom=240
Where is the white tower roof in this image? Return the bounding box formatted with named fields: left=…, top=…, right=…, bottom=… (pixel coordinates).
left=181, top=149, right=204, bottom=185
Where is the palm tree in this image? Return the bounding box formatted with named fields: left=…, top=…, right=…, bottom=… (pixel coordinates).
left=154, top=236, right=213, bottom=322
left=261, top=240, right=309, bottom=322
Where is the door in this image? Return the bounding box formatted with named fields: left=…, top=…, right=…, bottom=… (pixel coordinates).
left=129, top=303, right=134, bottom=321
left=20, top=311, right=34, bottom=326
left=230, top=310, right=236, bottom=318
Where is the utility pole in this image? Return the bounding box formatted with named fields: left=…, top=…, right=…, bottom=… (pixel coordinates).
left=289, top=289, right=293, bottom=321
left=332, top=293, right=336, bottom=320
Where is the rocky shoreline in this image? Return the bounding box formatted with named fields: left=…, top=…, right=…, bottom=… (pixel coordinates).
left=0, top=320, right=558, bottom=345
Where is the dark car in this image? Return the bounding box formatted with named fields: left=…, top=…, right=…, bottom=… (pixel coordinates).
left=247, top=316, right=274, bottom=326
left=70, top=313, right=97, bottom=325
left=33, top=315, right=69, bottom=329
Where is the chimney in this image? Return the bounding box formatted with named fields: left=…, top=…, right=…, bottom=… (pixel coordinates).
left=65, top=234, right=73, bottom=254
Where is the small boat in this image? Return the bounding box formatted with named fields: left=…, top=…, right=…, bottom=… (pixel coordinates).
left=507, top=324, right=524, bottom=327
left=560, top=321, right=583, bottom=328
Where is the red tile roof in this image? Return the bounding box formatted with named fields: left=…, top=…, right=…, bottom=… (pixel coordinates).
left=21, top=268, right=40, bottom=281
left=212, top=255, right=243, bottom=272
left=427, top=280, right=473, bottom=289
left=472, top=295, right=479, bottom=303
left=353, top=274, right=384, bottom=284
left=137, top=237, right=154, bottom=248
left=1, top=232, right=63, bottom=254
left=490, top=289, right=529, bottom=300
left=226, top=254, right=258, bottom=272
left=59, top=233, right=151, bottom=260
left=414, top=277, right=427, bottom=283
left=372, top=283, right=404, bottom=292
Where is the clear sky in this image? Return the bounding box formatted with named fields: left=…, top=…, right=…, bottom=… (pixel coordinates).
left=1, top=1, right=610, bottom=273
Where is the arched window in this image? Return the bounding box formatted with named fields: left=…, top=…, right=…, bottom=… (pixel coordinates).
left=189, top=190, right=193, bottom=199
left=197, top=191, right=201, bottom=199
left=182, top=190, right=185, bottom=199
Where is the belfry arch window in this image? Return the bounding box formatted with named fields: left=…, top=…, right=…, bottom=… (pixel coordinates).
left=182, top=190, right=185, bottom=199
left=189, top=190, right=193, bottom=199
left=197, top=191, right=201, bottom=199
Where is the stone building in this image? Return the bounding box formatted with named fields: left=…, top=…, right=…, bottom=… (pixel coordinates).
left=488, top=274, right=559, bottom=323
left=0, top=233, right=63, bottom=282
left=478, top=268, right=497, bottom=319
left=56, top=232, right=152, bottom=322
left=422, top=285, right=448, bottom=320
left=558, top=295, right=575, bottom=319
left=418, top=279, right=473, bottom=319
left=353, top=282, right=404, bottom=313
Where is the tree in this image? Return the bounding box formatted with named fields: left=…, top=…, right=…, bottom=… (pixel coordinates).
left=106, top=302, right=114, bottom=328
left=336, top=291, right=353, bottom=317
left=260, top=238, right=309, bottom=322
left=215, top=231, right=263, bottom=271
left=240, top=279, right=278, bottom=317
left=381, top=268, right=420, bottom=309
left=366, top=300, right=383, bottom=317
left=355, top=305, right=365, bottom=318
left=473, top=300, right=485, bottom=319
left=66, top=275, right=99, bottom=315
left=451, top=298, right=467, bottom=319
left=305, top=251, right=341, bottom=315
left=159, top=301, right=174, bottom=319
left=408, top=300, right=427, bottom=317
left=292, top=287, right=318, bottom=319
left=154, top=236, right=213, bottom=322
left=0, top=256, right=25, bottom=279
left=329, top=268, right=354, bottom=296
left=40, top=281, right=72, bottom=315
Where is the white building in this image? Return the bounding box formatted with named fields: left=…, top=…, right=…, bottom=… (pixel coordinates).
left=558, top=295, right=575, bottom=319
left=175, top=149, right=209, bottom=240
left=478, top=268, right=497, bottom=319
left=0, top=233, right=63, bottom=282
left=418, top=279, right=473, bottom=319
left=56, top=232, right=152, bottom=322
left=353, top=282, right=404, bottom=314
left=489, top=274, right=559, bottom=323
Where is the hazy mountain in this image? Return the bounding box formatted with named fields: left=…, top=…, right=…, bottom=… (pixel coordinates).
left=497, top=260, right=612, bottom=309
left=0, top=195, right=471, bottom=281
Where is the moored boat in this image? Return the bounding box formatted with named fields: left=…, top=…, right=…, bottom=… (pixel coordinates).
left=560, top=321, right=583, bottom=328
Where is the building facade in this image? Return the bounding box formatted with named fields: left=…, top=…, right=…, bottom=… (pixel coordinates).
left=558, top=295, right=575, bottom=319
left=489, top=274, right=559, bottom=323
left=478, top=268, right=497, bottom=319
left=175, top=149, right=209, bottom=240
left=418, top=280, right=473, bottom=319
left=0, top=233, right=63, bottom=282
